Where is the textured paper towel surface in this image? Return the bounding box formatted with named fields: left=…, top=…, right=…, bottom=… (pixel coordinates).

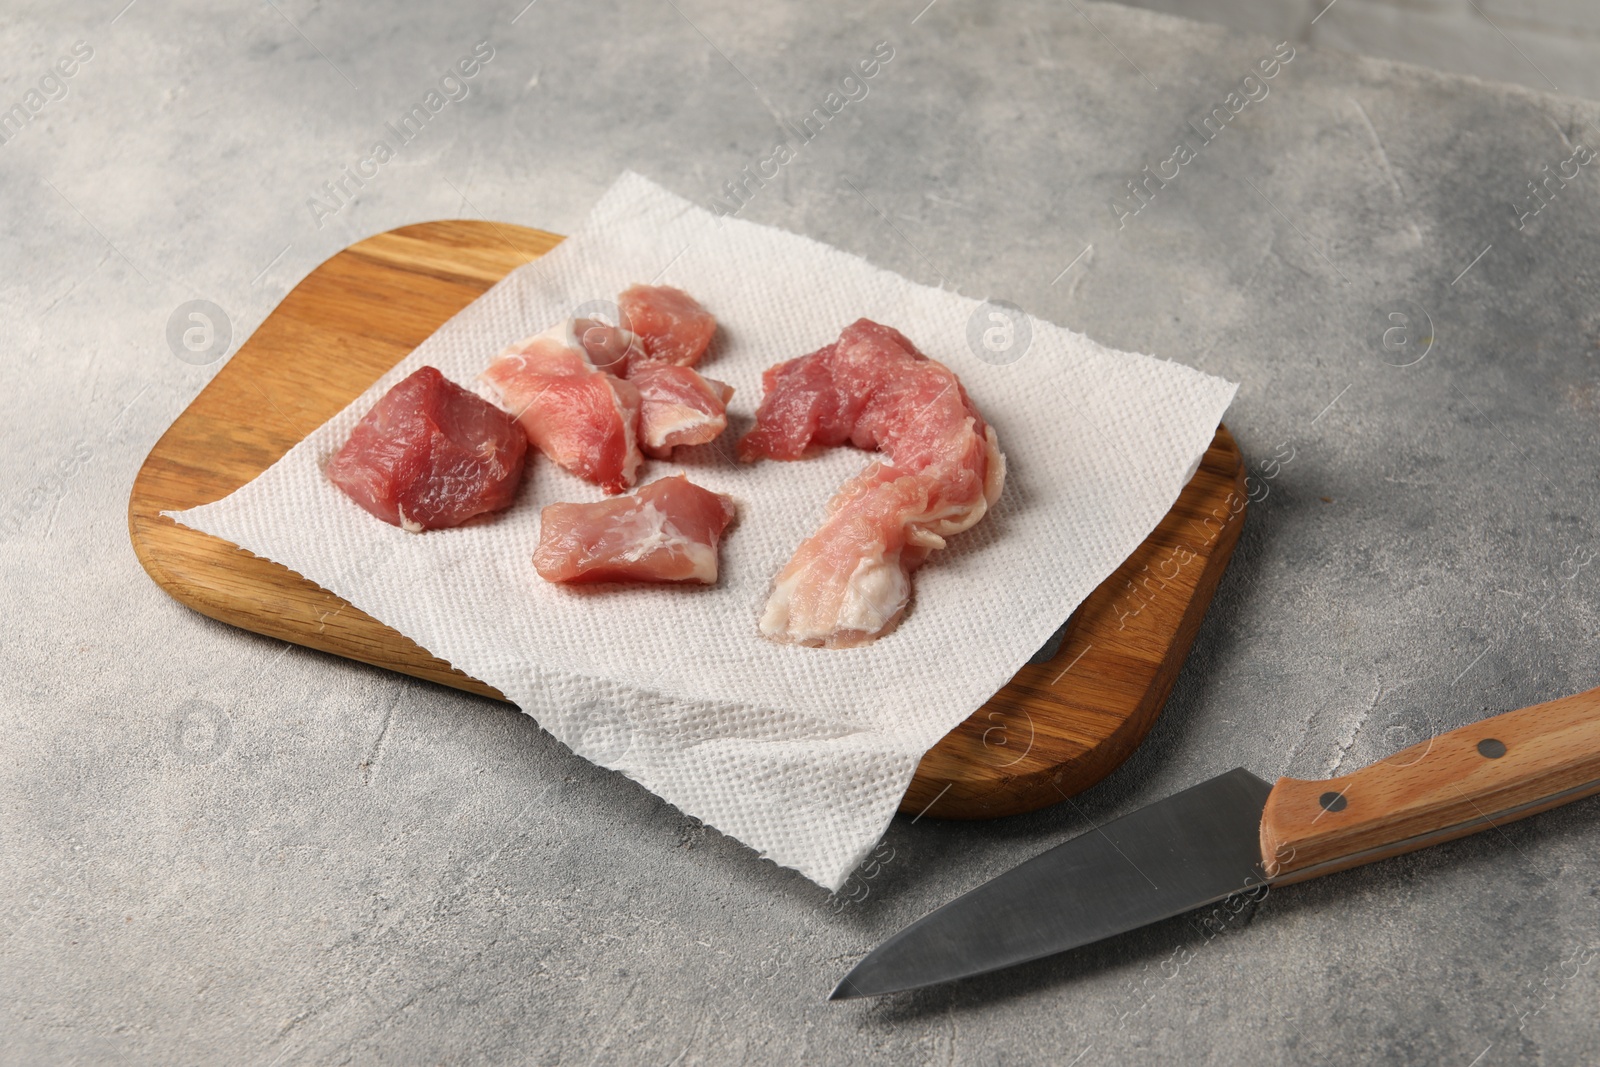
left=171, top=173, right=1237, bottom=891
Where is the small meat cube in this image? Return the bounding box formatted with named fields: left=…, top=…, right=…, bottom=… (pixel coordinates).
left=618, top=285, right=717, bottom=366
left=571, top=316, right=645, bottom=372
left=326, top=366, right=527, bottom=532
left=480, top=320, right=643, bottom=494
left=626, top=362, right=734, bottom=459
left=735, top=342, right=845, bottom=461
left=533, top=475, right=736, bottom=585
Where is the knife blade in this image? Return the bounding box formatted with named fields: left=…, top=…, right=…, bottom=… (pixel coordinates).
left=832, top=683, right=1600, bottom=999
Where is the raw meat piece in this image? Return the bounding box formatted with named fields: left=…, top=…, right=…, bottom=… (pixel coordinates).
left=480, top=320, right=643, bottom=494
left=618, top=284, right=717, bottom=366
left=326, top=366, right=527, bottom=532
left=571, top=316, right=646, bottom=372
left=613, top=286, right=730, bottom=456
left=626, top=361, right=734, bottom=459
left=739, top=320, right=1006, bottom=647
left=735, top=342, right=846, bottom=462
left=533, top=475, right=736, bottom=584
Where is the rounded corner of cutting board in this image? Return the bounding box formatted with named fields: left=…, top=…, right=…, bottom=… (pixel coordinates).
left=898, top=422, right=1247, bottom=820
left=126, top=218, right=1247, bottom=822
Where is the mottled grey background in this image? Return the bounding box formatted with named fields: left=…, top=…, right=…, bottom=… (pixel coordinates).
left=4, top=0, right=1600, bottom=1063
left=1121, top=0, right=1600, bottom=103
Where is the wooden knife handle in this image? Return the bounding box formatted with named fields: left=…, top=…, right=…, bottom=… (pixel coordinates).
left=1259, top=685, right=1600, bottom=884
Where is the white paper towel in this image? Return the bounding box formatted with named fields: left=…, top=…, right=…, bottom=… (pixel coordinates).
left=170, top=172, right=1237, bottom=891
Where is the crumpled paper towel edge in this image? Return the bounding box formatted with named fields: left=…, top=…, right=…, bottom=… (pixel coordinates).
left=156, top=511, right=916, bottom=890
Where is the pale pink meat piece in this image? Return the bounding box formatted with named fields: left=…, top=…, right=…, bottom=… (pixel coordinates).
left=618, top=285, right=717, bottom=366
left=739, top=320, right=1005, bottom=647
left=480, top=320, right=643, bottom=494
left=626, top=362, right=735, bottom=459
left=533, top=474, right=736, bottom=584
left=571, top=316, right=646, bottom=373
left=326, top=366, right=527, bottom=532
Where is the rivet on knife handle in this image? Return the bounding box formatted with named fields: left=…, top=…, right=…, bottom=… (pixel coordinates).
left=1260, top=685, right=1600, bottom=885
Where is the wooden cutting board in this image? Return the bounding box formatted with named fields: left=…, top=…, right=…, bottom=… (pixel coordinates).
left=128, top=220, right=1246, bottom=820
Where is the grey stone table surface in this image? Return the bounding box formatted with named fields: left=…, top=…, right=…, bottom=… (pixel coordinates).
left=4, top=0, right=1600, bottom=1063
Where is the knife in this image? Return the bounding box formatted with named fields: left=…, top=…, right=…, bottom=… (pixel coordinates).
left=831, top=684, right=1600, bottom=999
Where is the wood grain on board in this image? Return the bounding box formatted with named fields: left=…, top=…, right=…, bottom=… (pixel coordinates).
left=127, top=220, right=1246, bottom=820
